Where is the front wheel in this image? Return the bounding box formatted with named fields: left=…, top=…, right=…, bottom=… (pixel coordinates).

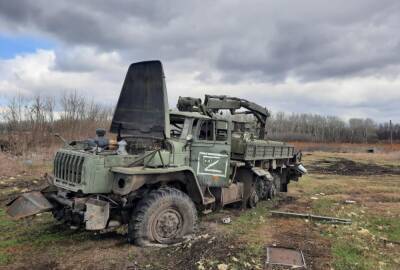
left=128, top=187, right=197, bottom=246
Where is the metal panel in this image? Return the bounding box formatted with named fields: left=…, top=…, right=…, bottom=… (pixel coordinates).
left=6, top=191, right=54, bottom=219
left=266, top=247, right=306, bottom=269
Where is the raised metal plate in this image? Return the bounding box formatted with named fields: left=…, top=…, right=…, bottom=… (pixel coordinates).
left=266, top=247, right=306, bottom=269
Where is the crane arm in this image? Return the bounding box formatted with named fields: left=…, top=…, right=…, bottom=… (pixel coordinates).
left=177, top=95, right=270, bottom=139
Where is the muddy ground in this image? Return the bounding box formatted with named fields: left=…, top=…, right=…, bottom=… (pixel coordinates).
left=0, top=151, right=399, bottom=270
left=307, top=157, right=400, bottom=176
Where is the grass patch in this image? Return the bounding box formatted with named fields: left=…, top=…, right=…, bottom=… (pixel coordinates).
left=311, top=197, right=338, bottom=216
left=0, top=253, right=12, bottom=265
left=332, top=239, right=374, bottom=270
left=0, top=208, right=91, bottom=266
left=366, top=216, right=400, bottom=241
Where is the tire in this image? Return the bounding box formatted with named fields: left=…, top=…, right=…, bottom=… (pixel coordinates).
left=267, top=182, right=277, bottom=199
left=255, top=176, right=268, bottom=200
left=128, top=187, right=197, bottom=246
left=247, top=189, right=259, bottom=208
left=267, top=173, right=281, bottom=199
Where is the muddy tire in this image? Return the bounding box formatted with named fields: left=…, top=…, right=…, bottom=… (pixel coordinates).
left=128, top=187, right=197, bottom=246
left=255, top=176, right=268, bottom=200
left=247, top=189, right=259, bottom=208
left=267, top=182, right=277, bottom=199
left=267, top=173, right=281, bottom=199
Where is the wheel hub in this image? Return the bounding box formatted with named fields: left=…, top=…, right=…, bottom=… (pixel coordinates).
left=153, top=209, right=183, bottom=241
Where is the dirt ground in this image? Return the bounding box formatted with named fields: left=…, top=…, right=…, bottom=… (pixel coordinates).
left=0, top=150, right=399, bottom=270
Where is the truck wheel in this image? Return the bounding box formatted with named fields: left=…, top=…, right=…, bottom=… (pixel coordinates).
left=255, top=176, right=268, bottom=200
left=267, top=182, right=277, bottom=199
left=247, top=189, right=259, bottom=208
left=128, top=187, right=197, bottom=246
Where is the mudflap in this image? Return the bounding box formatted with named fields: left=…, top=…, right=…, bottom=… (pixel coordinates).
left=6, top=191, right=54, bottom=219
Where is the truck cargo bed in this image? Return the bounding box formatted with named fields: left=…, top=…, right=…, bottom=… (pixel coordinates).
left=231, top=139, right=295, bottom=161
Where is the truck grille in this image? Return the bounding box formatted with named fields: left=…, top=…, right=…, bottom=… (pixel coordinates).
left=53, top=152, right=85, bottom=184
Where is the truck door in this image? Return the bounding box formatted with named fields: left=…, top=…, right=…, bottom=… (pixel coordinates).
left=190, top=119, right=231, bottom=187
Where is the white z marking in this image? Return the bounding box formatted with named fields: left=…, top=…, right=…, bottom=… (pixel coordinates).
left=197, top=152, right=228, bottom=177
left=204, top=156, right=222, bottom=173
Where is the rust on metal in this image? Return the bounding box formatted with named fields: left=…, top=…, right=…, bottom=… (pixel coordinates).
left=266, top=247, right=306, bottom=269
left=84, top=198, right=110, bottom=230
left=6, top=191, right=54, bottom=219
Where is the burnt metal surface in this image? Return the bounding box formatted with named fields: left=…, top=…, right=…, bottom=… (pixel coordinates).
left=6, top=191, right=53, bottom=219
left=266, top=247, right=306, bottom=269
left=110, top=60, right=170, bottom=139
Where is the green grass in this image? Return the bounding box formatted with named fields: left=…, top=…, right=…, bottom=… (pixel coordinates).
left=0, top=208, right=90, bottom=266
left=224, top=199, right=276, bottom=240
left=0, top=251, right=11, bottom=265
left=366, top=216, right=400, bottom=242
left=332, top=239, right=375, bottom=270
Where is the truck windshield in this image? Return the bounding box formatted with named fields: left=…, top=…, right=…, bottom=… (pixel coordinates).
left=170, top=115, right=191, bottom=139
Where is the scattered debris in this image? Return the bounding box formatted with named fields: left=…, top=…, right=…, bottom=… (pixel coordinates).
left=357, top=228, right=370, bottom=236
left=379, top=237, right=400, bottom=246
left=266, top=247, right=306, bottom=269
left=23, top=159, right=33, bottom=166
left=344, top=200, right=357, bottom=204
left=217, top=263, right=228, bottom=270
left=221, top=217, right=231, bottom=224
left=310, top=196, right=319, bottom=200
left=270, top=210, right=352, bottom=225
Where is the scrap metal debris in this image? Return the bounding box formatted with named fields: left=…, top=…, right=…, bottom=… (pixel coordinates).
left=6, top=191, right=53, bottom=219
left=266, top=247, right=306, bottom=269
left=270, top=210, right=352, bottom=225
left=221, top=217, right=231, bottom=224
left=344, top=199, right=357, bottom=204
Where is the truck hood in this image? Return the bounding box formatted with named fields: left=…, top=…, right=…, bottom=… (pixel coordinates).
left=110, top=60, right=170, bottom=139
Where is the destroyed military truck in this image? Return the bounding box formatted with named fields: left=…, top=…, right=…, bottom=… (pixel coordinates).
left=7, top=60, right=307, bottom=245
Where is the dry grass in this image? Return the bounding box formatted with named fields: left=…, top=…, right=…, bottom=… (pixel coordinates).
left=0, top=150, right=399, bottom=269
left=0, top=150, right=54, bottom=179
left=291, top=141, right=400, bottom=153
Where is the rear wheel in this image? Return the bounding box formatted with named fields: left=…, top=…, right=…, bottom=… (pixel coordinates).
left=247, top=189, right=259, bottom=208
left=255, top=176, right=268, bottom=200
left=267, top=182, right=277, bottom=199
left=128, top=187, right=197, bottom=246
left=267, top=173, right=281, bottom=199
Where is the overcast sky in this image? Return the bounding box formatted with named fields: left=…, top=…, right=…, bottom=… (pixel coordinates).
left=0, top=0, right=399, bottom=122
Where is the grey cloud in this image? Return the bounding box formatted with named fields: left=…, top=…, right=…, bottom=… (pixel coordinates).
left=2, top=0, right=400, bottom=82
left=1, top=0, right=400, bottom=123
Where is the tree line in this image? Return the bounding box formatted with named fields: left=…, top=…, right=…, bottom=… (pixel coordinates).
left=0, top=93, right=398, bottom=154
left=0, top=93, right=113, bottom=153
left=266, top=112, right=399, bottom=143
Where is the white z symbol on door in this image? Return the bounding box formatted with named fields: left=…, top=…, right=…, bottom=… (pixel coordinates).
left=204, top=156, right=221, bottom=173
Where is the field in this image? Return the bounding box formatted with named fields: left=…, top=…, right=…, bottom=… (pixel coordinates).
left=0, top=149, right=399, bottom=270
